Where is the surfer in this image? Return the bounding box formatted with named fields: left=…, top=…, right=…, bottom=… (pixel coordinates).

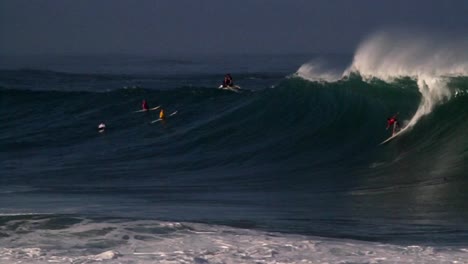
left=222, top=74, right=234, bottom=87
left=142, top=100, right=149, bottom=111
left=386, top=114, right=400, bottom=135
left=159, top=108, right=166, bottom=120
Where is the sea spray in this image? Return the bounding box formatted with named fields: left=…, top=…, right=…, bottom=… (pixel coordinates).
left=296, top=59, right=342, bottom=82
left=345, top=31, right=468, bottom=132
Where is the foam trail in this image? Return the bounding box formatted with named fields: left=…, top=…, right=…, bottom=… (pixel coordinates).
left=345, top=31, right=468, bottom=132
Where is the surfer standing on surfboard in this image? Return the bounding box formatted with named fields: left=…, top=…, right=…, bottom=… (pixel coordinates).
left=386, top=113, right=400, bottom=136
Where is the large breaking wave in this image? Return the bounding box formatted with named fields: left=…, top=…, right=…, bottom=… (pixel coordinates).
left=298, top=31, right=468, bottom=133
left=1, top=32, right=468, bottom=263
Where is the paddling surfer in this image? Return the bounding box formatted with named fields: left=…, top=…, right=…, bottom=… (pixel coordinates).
left=222, top=74, right=234, bottom=87
left=142, top=100, right=149, bottom=111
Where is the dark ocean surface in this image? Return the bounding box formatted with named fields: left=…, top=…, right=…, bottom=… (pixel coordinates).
left=1, top=49, right=467, bottom=263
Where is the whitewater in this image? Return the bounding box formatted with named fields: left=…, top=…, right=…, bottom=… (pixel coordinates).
left=298, top=31, right=468, bottom=134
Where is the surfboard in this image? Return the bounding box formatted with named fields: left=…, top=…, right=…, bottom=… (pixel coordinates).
left=218, top=85, right=242, bottom=93
left=380, top=134, right=397, bottom=145
left=134, top=106, right=160, bottom=113
left=379, top=129, right=404, bottom=145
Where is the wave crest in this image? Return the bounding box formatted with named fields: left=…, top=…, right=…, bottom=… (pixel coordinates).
left=345, top=31, right=468, bottom=78
left=347, top=31, right=468, bottom=132
left=295, top=59, right=342, bottom=82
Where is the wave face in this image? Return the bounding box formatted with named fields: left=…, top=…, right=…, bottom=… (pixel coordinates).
left=1, top=49, right=468, bottom=262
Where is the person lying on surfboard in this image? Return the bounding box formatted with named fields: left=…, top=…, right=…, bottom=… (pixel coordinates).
left=222, top=74, right=234, bottom=87
left=142, top=100, right=149, bottom=111
left=386, top=114, right=400, bottom=136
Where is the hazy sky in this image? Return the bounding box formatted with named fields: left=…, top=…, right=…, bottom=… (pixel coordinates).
left=1, top=0, right=467, bottom=55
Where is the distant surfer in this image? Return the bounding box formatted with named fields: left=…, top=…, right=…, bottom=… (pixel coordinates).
left=386, top=114, right=400, bottom=136
left=222, top=74, right=234, bottom=87
left=98, top=122, right=106, bottom=133
left=159, top=108, right=166, bottom=120
left=142, top=100, right=149, bottom=111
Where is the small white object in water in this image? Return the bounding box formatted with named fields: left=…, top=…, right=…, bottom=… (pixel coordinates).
left=98, top=123, right=106, bottom=132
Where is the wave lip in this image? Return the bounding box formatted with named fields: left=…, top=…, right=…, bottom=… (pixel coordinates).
left=295, top=31, right=467, bottom=135
left=296, top=59, right=343, bottom=82
left=345, top=31, right=468, bottom=79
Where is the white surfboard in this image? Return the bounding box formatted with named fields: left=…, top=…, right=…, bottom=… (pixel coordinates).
left=380, top=128, right=405, bottom=145
left=380, top=134, right=397, bottom=145
left=134, top=106, right=160, bottom=113
left=218, top=85, right=242, bottom=93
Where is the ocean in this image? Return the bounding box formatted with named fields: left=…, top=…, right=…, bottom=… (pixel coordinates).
left=1, top=33, right=468, bottom=263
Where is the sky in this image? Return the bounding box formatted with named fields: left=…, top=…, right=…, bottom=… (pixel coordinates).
left=1, top=0, right=467, bottom=56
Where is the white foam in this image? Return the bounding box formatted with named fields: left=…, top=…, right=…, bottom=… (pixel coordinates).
left=296, top=30, right=468, bottom=133
left=0, top=219, right=467, bottom=264
left=345, top=30, right=468, bottom=132
left=90, top=250, right=121, bottom=260
left=296, top=59, right=342, bottom=82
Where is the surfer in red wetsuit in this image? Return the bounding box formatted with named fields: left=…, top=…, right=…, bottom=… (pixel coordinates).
left=142, top=100, right=149, bottom=111
left=386, top=113, right=400, bottom=135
